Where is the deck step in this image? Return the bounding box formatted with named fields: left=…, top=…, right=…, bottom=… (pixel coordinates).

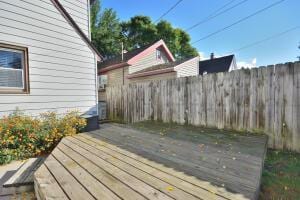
left=3, top=157, right=45, bottom=188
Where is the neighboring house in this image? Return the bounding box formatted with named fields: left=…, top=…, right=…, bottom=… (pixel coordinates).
left=127, top=56, right=200, bottom=83
left=98, top=39, right=175, bottom=100
left=98, top=39, right=175, bottom=86
left=98, top=39, right=200, bottom=101
left=199, top=54, right=237, bottom=75
left=0, top=0, right=102, bottom=127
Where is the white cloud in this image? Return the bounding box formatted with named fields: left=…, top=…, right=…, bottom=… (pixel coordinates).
left=198, top=51, right=209, bottom=60
left=236, top=58, right=257, bottom=69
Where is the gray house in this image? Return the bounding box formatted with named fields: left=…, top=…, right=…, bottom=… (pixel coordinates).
left=199, top=54, right=237, bottom=75
left=0, top=0, right=102, bottom=124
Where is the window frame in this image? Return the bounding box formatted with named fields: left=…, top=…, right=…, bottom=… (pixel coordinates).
left=156, top=49, right=162, bottom=60
left=0, top=43, right=30, bottom=94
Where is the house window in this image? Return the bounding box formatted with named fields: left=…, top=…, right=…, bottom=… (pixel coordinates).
left=156, top=49, right=162, bottom=60
left=0, top=43, right=29, bottom=93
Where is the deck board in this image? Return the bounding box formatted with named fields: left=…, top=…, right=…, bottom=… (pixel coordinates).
left=34, top=123, right=267, bottom=200
left=4, top=158, right=45, bottom=188
left=68, top=136, right=213, bottom=200
left=91, top=124, right=267, bottom=199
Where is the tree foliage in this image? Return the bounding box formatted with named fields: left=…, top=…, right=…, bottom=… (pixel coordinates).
left=91, top=0, right=122, bottom=57
left=91, top=1, right=198, bottom=59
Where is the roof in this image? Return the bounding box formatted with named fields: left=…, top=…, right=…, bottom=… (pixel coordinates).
left=132, top=57, right=197, bottom=74
left=98, top=42, right=154, bottom=69
left=51, top=0, right=104, bottom=60
left=199, top=55, right=235, bottom=75
left=98, top=39, right=175, bottom=73
left=127, top=56, right=199, bottom=79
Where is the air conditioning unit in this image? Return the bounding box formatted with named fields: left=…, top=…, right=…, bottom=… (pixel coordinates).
left=98, top=75, right=107, bottom=90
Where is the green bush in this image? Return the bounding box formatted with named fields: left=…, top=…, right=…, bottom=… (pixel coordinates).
left=0, top=110, right=86, bottom=165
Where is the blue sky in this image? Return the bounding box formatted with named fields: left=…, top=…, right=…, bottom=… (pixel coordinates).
left=101, top=0, right=300, bottom=67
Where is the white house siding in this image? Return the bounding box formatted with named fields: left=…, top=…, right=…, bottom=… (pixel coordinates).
left=58, top=0, right=90, bottom=38
left=129, top=49, right=169, bottom=74
left=174, top=56, right=200, bottom=78
left=0, top=0, right=97, bottom=117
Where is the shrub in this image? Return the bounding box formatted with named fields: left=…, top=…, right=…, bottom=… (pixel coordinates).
left=0, top=110, right=86, bottom=165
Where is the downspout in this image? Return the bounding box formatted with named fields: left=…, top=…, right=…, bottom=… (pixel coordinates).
left=122, top=42, right=125, bottom=85
left=88, top=0, right=98, bottom=116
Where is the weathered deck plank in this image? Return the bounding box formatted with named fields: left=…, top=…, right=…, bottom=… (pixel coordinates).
left=60, top=139, right=173, bottom=200
left=34, top=164, right=67, bottom=200
left=68, top=136, right=218, bottom=200
left=51, top=148, right=121, bottom=200
left=88, top=123, right=267, bottom=200
left=44, top=155, right=95, bottom=200
left=4, top=158, right=44, bottom=188
left=78, top=134, right=247, bottom=200
left=56, top=143, right=146, bottom=200
left=34, top=123, right=266, bottom=200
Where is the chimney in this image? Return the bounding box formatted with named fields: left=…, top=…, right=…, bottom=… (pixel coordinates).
left=210, top=53, right=214, bottom=60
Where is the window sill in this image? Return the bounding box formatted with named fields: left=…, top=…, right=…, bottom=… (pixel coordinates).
left=0, top=89, right=30, bottom=94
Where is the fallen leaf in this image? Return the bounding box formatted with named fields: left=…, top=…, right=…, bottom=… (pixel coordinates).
left=166, top=186, right=174, bottom=191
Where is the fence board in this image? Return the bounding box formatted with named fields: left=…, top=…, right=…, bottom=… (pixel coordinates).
left=106, top=62, right=300, bottom=152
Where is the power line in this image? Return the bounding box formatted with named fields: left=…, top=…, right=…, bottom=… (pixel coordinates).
left=192, top=0, right=286, bottom=45
left=185, top=0, right=249, bottom=31
left=155, top=0, right=184, bottom=23
left=228, top=26, right=300, bottom=53
left=207, top=0, right=238, bottom=16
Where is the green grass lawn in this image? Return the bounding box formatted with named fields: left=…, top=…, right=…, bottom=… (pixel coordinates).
left=259, top=150, right=300, bottom=200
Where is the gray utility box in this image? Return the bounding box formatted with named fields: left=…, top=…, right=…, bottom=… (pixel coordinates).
left=98, top=101, right=107, bottom=120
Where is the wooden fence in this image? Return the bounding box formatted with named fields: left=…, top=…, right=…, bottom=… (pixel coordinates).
left=106, top=62, right=300, bottom=152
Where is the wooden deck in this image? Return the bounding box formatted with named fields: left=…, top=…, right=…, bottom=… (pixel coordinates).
left=34, top=123, right=267, bottom=200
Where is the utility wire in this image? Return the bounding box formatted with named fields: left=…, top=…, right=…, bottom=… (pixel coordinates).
left=155, top=0, right=184, bottom=23
left=228, top=26, right=300, bottom=53
left=192, top=0, right=286, bottom=45
left=186, top=0, right=249, bottom=31
left=207, top=0, right=238, bottom=16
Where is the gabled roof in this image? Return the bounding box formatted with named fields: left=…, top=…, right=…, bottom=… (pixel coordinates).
left=127, top=56, right=199, bottom=79
left=98, top=40, right=175, bottom=73
left=51, top=0, right=103, bottom=60
left=199, top=55, right=235, bottom=75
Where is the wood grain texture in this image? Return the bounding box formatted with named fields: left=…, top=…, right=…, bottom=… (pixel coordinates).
left=33, top=125, right=259, bottom=200
left=106, top=62, right=300, bottom=152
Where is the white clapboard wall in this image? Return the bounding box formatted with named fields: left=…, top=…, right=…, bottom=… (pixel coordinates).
left=0, top=0, right=97, bottom=117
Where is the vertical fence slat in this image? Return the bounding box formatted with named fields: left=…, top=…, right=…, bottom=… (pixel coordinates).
left=105, top=63, right=300, bottom=152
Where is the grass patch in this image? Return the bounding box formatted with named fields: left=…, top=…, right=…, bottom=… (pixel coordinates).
left=260, top=150, right=300, bottom=200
